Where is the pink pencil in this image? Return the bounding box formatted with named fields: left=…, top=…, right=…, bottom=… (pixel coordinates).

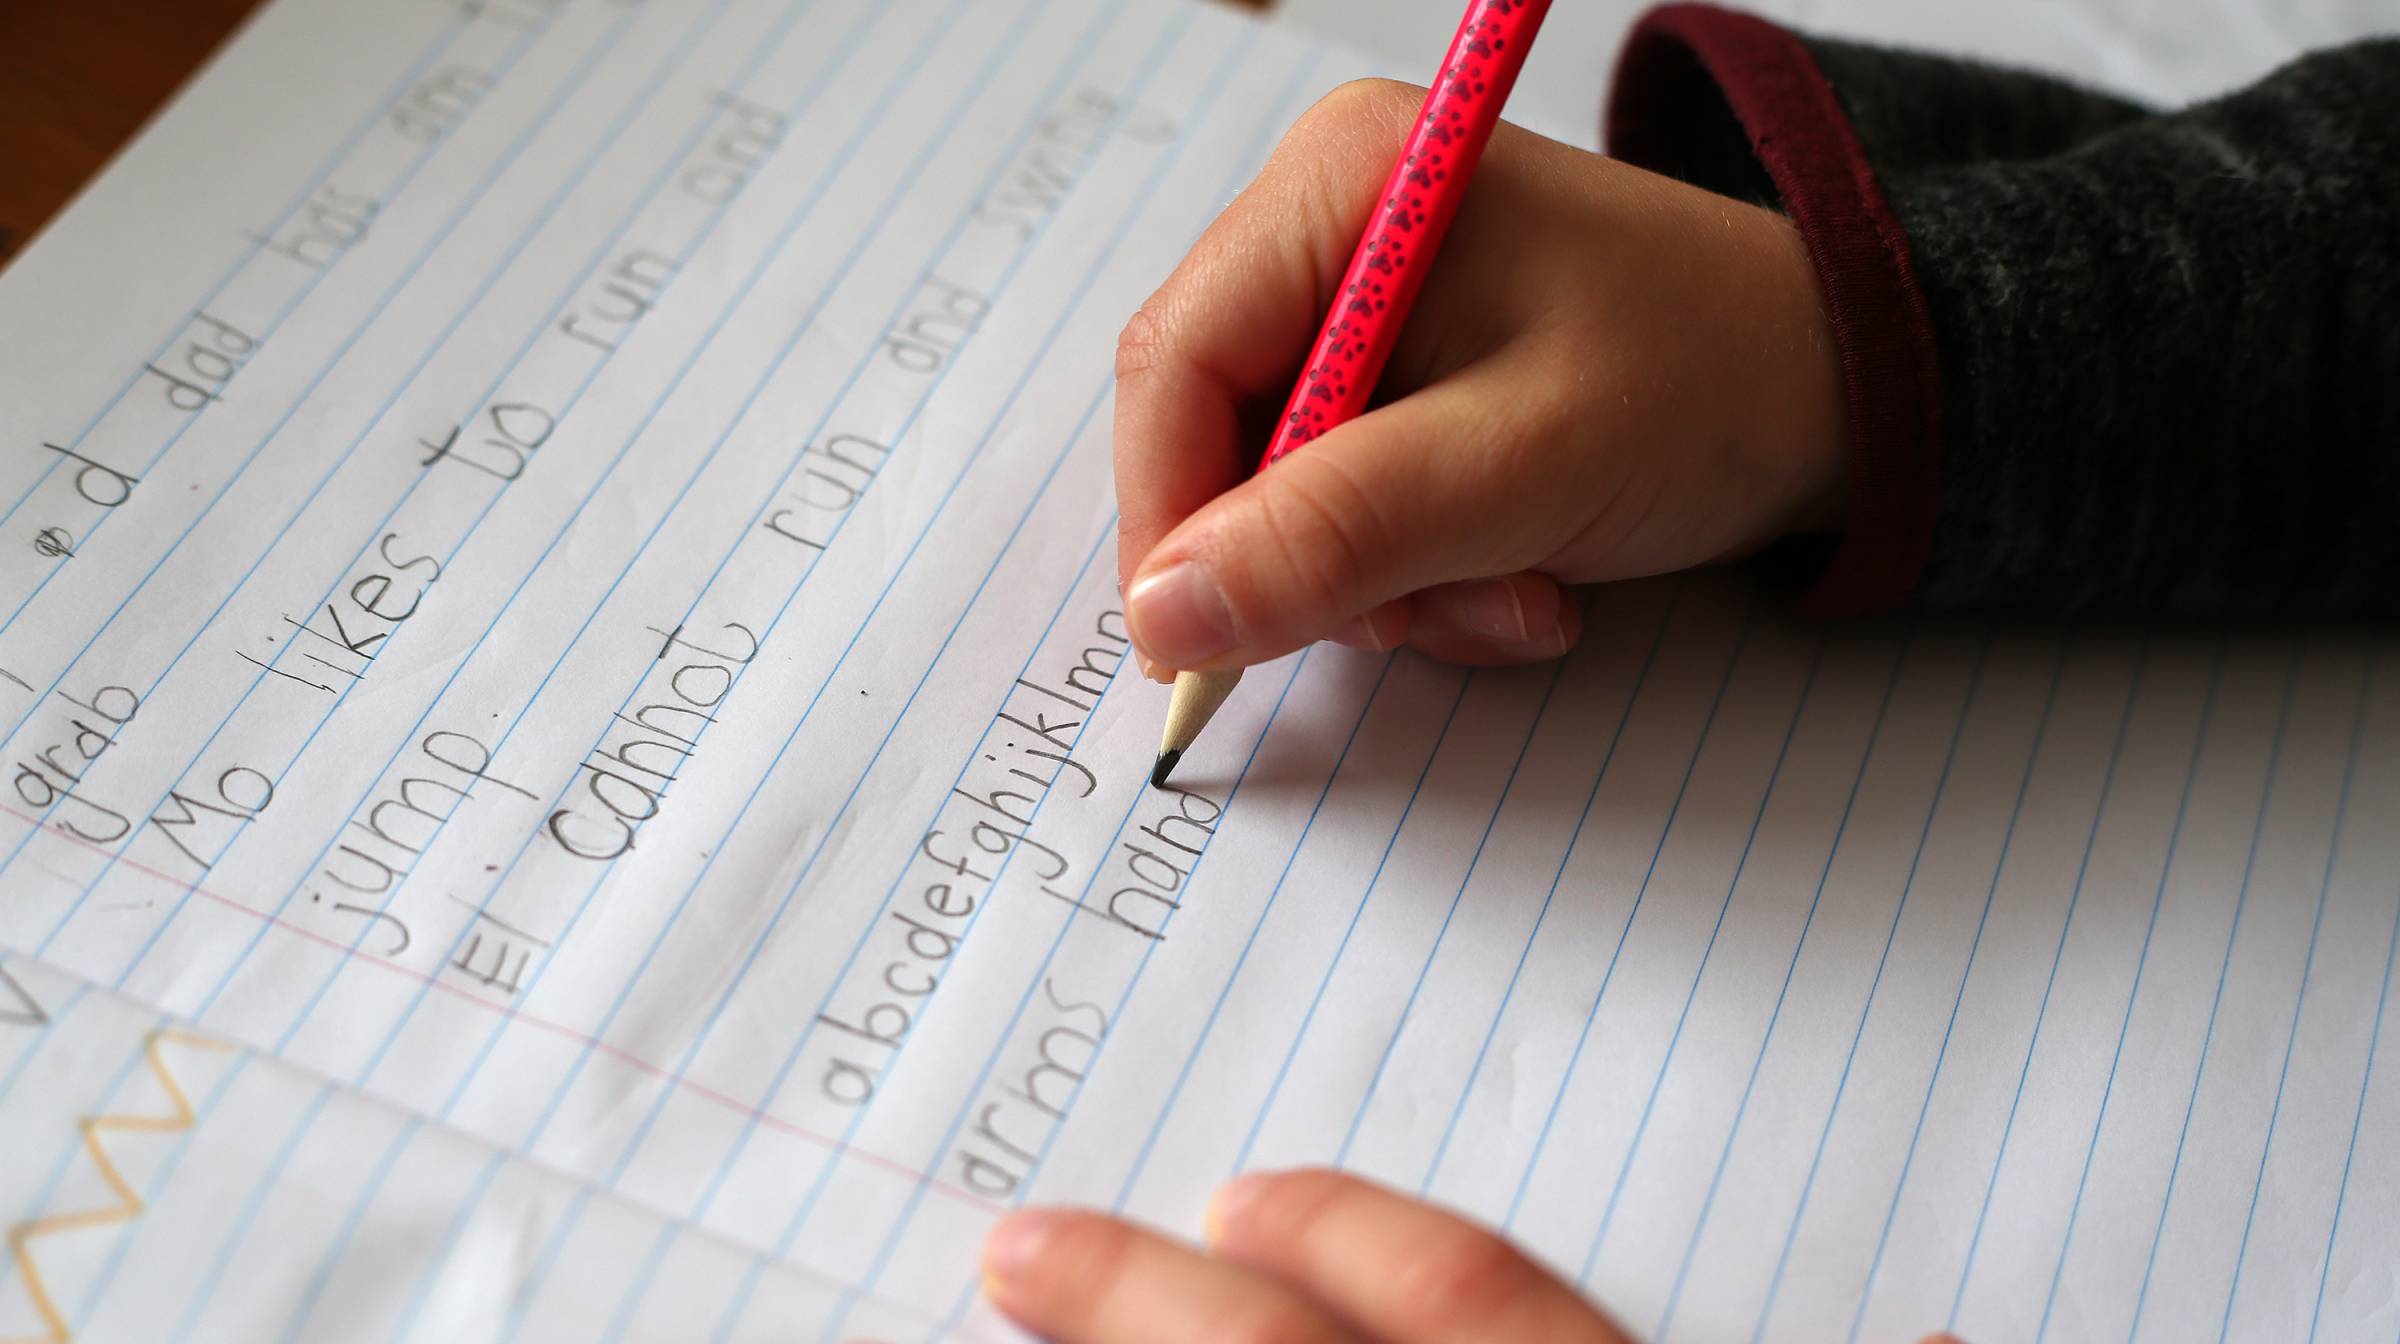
left=1154, top=0, right=1555, bottom=786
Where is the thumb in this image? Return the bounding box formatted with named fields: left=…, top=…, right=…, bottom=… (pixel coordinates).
left=1124, top=376, right=1548, bottom=671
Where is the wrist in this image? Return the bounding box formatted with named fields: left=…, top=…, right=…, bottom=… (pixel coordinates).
left=1746, top=209, right=1852, bottom=540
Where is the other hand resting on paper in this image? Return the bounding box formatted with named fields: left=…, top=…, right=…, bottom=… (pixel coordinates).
left=1110, top=77, right=1845, bottom=680
left=976, top=1167, right=1963, bottom=1344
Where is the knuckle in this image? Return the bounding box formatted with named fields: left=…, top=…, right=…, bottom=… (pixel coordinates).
left=1114, top=304, right=1167, bottom=383
left=1296, top=77, right=1421, bottom=138
left=1390, top=1227, right=1540, bottom=1328
left=1278, top=79, right=1422, bottom=212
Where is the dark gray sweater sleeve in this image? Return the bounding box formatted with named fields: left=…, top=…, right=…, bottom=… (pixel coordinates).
left=1609, top=7, right=2400, bottom=617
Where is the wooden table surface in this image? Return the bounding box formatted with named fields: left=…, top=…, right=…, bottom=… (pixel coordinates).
left=0, top=0, right=1276, bottom=266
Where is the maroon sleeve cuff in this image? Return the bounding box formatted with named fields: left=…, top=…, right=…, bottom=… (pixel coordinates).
left=1606, top=4, right=1943, bottom=615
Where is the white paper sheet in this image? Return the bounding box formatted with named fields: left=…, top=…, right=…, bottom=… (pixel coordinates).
left=1, top=0, right=2395, bottom=1341
left=0, top=953, right=938, bottom=1343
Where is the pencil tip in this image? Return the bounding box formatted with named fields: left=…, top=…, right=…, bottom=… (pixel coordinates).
left=1149, top=749, right=1181, bottom=790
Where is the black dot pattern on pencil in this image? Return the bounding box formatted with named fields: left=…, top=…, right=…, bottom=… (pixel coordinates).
left=1264, top=0, right=1541, bottom=463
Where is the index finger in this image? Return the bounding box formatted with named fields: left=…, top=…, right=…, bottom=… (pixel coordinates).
left=979, top=1207, right=1360, bottom=1344
left=1206, top=1168, right=1633, bottom=1344
left=1112, top=78, right=1422, bottom=604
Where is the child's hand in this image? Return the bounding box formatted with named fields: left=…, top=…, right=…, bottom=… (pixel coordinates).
left=979, top=1168, right=1637, bottom=1343
left=977, top=1168, right=1969, bottom=1344
left=1115, top=80, right=1846, bottom=679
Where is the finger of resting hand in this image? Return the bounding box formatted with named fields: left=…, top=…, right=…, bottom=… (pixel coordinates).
left=1401, top=574, right=1580, bottom=666
left=1113, top=79, right=1425, bottom=602
left=1329, top=598, right=1413, bottom=653
left=1206, top=1169, right=1633, bottom=1344
left=982, top=1208, right=1359, bottom=1344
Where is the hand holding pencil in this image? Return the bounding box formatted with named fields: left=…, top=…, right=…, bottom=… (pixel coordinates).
left=1119, top=6, right=1848, bottom=781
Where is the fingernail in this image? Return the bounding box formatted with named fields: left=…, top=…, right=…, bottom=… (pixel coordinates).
left=1206, top=1171, right=1271, bottom=1243
left=1499, top=583, right=1531, bottom=642
left=984, top=1210, right=1061, bottom=1285
left=1456, top=578, right=1530, bottom=641
left=1549, top=592, right=1582, bottom=654
left=1127, top=561, right=1236, bottom=667
left=1331, top=616, right=1387, bottom=651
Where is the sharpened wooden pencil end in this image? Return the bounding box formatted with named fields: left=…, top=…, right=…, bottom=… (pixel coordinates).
left=1154, top=669, right=1242, bottom=787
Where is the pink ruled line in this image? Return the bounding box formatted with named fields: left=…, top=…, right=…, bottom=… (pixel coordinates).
left=0, top=800, right=999, bottom=1217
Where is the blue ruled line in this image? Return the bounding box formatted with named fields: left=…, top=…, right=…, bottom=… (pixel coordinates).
left=1333, top=659, right=1568, bottom=1170
left=413, top=1, right=1173, bottom=1161
left=271, top=8, right=1136, bottom=1191
left=604, top=17, right=1283, bottom=1225
left=653, top=506, right=1132, bottom=1340
left=692, top=510, right=1122, bottom=1344
left=1504, top=600, right=1760, bottom=1234
left=925, top=652, right=1315, bottom=1340
left=87, top=0, right=795, bottom=994
left=381, top=1151, right=510, bottom=1344
left=342, top=0, right=1049, bottom=961
left=2218, top=652, right=2374, bottom=1343
left=631, top=36, right=1306, bottom=1267
left=2305, top=860, right=2400, bottom=1339
left=1655, top=631, right=1911, bottom=1343
left=1416, top=582, right=1685, bottom=1198
left=549, top=480, right=1117, bottom=1337
left=504, top=1169, right=951, bottom=1343
left=273, top=1116, right=424, bottom=1344
left=69, top=1052, right=255, bottom=1334
left=328, top=0, right=1000, bottom=1087
left=2032, top=643, right=2226, bottom=1343
left=1751, top=637, right=1992, bottom=1344
left=1944, top=640, right=2147, bottom=1328
left=2, top=1033, right=157, bottom=1298
left=0, top=7, right=479, bottom=540
left=499, top=1181, right=599, bottom=1341
left=487, top=18, right=1227, bottom=1276
left=831, top=646, right=1310, bottom=1341
left=7, top=0, right=637, bottom=912
left=0, top=6, right=568, bottom=747
left=518, top=325, right=1140, bottom=1329
left=628, top=34, right=1314, bottom=1063
left=2124, top=642, right=2304, bottom=1341
left=407, top=0, right=1142, bottom=943
left=0, top=981, right=91, bottom=1108
left=164, top=1080, right=340, bottom=1340
left=951, top=136, right=1342, bottom=1296
left=1844, top=641, right=2071, bottom=1344
left=1231, top=668, right=1477, bottom=1177
left=778, top=563, right=1154, bottom=1344
left=154, top=0, right=859, bottom=1020
left=1584, top=635, right=1831, bottom=1290
left=1107, top=654, right=1401, bottom=1213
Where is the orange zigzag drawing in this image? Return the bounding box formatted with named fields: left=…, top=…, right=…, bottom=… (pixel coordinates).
left=4, top=1028, right=233, bottom=1344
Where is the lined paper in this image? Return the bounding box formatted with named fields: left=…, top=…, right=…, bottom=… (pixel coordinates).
left=1, top=0, right=2395, bottom=1340
left=0, top=954, right=953, bottom=1343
